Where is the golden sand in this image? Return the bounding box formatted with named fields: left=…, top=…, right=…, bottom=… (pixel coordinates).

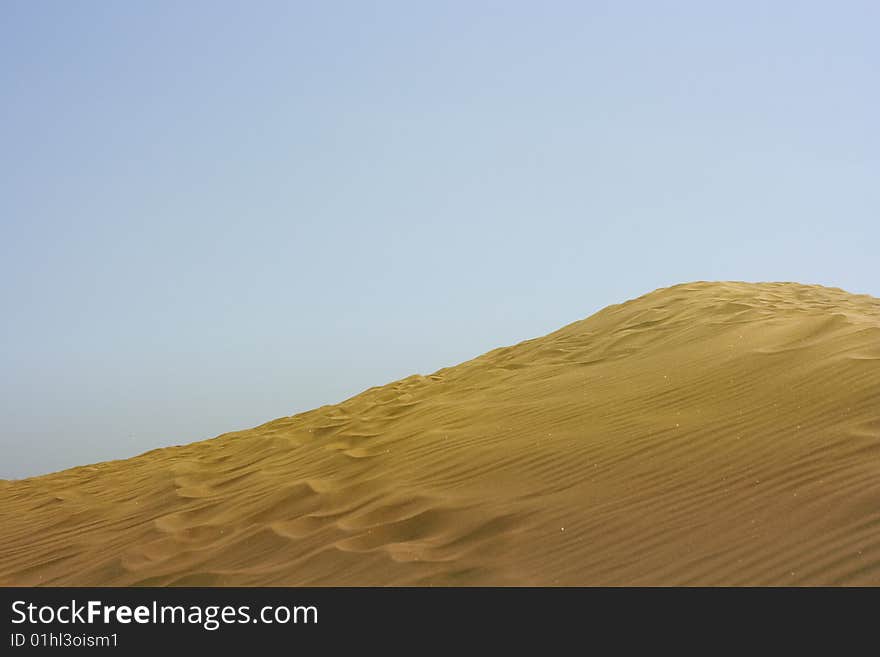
left=2, top=281, right=878, bottom=585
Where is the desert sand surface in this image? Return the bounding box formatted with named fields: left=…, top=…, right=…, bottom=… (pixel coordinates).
left=2, top=281, right=879, bottom=586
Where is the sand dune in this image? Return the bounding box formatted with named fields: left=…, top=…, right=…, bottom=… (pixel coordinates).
left=2, top=281, right=879, bottom=585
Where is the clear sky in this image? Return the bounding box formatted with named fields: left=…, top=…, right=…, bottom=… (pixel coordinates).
left=2, top=1, right=877, bottom=478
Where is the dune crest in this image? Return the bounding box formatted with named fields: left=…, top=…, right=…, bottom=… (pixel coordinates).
left=2, top=281, right=879, bottom=585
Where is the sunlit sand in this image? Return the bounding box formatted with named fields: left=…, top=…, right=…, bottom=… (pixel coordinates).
left=2, top=282, right=878, bottom=585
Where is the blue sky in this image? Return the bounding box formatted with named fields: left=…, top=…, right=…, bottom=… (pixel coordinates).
left=2, top=1, right=877, bottom=477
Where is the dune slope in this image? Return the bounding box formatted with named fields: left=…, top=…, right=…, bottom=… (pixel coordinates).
left=2, top=281, right=879, bottom=586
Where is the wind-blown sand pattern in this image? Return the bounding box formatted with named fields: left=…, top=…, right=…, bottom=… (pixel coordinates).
left=2, top=281, right=879, bottom=586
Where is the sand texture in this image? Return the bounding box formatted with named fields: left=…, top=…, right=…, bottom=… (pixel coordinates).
left=2, top=281, right=879, bottom=586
